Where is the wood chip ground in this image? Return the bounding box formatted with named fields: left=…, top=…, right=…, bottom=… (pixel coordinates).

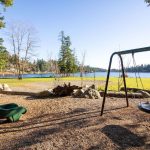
left=0, top=94, right=149, bottom=150
left=0, top=81, right=149, bottom=150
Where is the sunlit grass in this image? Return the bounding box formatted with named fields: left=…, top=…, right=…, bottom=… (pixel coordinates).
left=0, top=77, right=149, bottom=90
left=0, top=78, right=55, bottom=86
left=99, top=77, right=150, bottom=91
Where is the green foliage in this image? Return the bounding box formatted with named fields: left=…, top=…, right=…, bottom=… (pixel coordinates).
left=36, top=59, right=48, bottom=72
left=0, top=38, right=9, bottom=71
left=9, top=54, right=19, bottom=66
left=0, top=16, right=5, bottom=28
left=145, top=0, right=150, bottom=5
left=0, top=0, right=13, bottom=6
left=0, top=0, right=13, bottom=28
left=125, top=64, right=150, bottom=72
left=58, top=31, right=78, bottom=75
left=47, top=59, right=59, bottom=73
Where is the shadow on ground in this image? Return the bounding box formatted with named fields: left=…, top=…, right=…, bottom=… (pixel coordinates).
left=101, top=125, right=145, bottom=149
left=0, top=107, right=149, bottom=150
left=0, top=107, right=106, bottom=149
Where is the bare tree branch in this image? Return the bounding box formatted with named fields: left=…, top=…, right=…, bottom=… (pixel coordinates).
left=80, top=51, right=86, bottom=87
left=6, top=22, right=39, bottom=79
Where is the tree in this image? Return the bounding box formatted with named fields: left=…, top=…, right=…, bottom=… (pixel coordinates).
left=8, top=54, right=19, bottom=68
left=0, top=0, right=13, bottom=6
left=58, top=31, right=66, bottom=74
left=47, top=59, right=59, bottom=73
left=36, top=59, right=47, bottom=72
left=0, top=0, right=13, bottom=28
left=58, top=31, right=78, bottom=76
left=0, top=38, right=9, bottom=71
left=145, top=0, right=150, bottom=5
left=80, top=51, right=86, bottom=87
left=6, top=22, right=38, bottom=79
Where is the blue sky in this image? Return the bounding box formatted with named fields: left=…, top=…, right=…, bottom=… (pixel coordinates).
left=1, top=0, right=150, bottom=68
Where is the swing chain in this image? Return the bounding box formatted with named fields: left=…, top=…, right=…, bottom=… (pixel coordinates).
left=132, top=53, right=144, bottom=90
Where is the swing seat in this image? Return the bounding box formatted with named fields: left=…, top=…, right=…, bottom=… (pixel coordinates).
left=138, top=102, right=150, bottom=113
left=0, top=103, right=27, bottom=122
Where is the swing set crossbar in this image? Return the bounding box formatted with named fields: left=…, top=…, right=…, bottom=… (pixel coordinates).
left=101, top=46, right=150, bottom=116
left=114, top=46, right=150, bottom=55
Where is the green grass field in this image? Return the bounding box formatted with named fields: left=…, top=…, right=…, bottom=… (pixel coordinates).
left=0, top=77, right=150, bottom=91
left=105, top=77, right=150, bottom=91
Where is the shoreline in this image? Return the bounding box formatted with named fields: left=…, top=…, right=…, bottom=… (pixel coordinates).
left=0, top=71, right=150, bottom=78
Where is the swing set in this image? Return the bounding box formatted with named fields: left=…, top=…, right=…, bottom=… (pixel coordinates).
left=101, top=46, right=150, bottom=116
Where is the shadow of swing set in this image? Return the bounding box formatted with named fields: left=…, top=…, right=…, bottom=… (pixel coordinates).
left=101, top=46, right=150, bottom=116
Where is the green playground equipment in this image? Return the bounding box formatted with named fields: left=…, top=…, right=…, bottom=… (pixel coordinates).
left=0, top=103, right=27, bottom=122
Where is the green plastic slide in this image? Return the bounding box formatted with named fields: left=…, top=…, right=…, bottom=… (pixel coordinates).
left=0, top=103, right=27, bottom=122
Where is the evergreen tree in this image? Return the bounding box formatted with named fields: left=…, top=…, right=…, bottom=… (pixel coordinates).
left=145, top=0, right=150, bottom=5
left=58, top=31, right=67, bottom=74
left=36, top=59, right=48, bottom=72
left=0, top=0, right=13, bottom=28
left=0, top=38, right=9, bottom=71
left=58, top=31, right=78, bottom=76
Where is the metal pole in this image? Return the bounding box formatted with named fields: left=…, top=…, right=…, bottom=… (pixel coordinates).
left=101, top=46, right=150, bottom=116
left=100, top=53, right=116, bottom=116
left=118, top=54, right=129, bottom=107
left=117, top=46, right=150, bottom=55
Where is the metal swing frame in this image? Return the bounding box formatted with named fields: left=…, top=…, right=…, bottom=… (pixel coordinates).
left=101, top=46, right=150, bottom=116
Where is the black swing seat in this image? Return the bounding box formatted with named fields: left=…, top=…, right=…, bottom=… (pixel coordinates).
left=138, top=102, right=150, bottom=113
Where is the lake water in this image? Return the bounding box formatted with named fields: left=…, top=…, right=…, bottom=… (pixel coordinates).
left=0, top=72, right=150, bottom=78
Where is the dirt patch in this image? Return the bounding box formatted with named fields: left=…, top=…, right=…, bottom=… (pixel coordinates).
left=0, top=94, right=149, bottom=150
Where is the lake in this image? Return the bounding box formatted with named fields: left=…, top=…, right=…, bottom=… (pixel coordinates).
left=0, top=72, right=150, bottom=78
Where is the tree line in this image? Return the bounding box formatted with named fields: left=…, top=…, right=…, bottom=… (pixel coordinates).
left=0, top=30, right=102, bottom=77
left=0, top=38, right=59, bottom=74
left=1, top=29, right=150, bottom=79
left=125, top=64, right=150, bottom=72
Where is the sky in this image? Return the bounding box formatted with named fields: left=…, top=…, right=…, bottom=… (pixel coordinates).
left=1, top=0, right=150, bottom=69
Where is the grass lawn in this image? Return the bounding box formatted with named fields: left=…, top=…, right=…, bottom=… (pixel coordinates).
left=0, top=77, right=150, bottom=91
left=105, top=77, right=150, bottom=91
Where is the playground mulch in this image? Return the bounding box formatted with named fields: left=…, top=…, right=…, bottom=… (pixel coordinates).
left=0, top=94, right=149, bottom=150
